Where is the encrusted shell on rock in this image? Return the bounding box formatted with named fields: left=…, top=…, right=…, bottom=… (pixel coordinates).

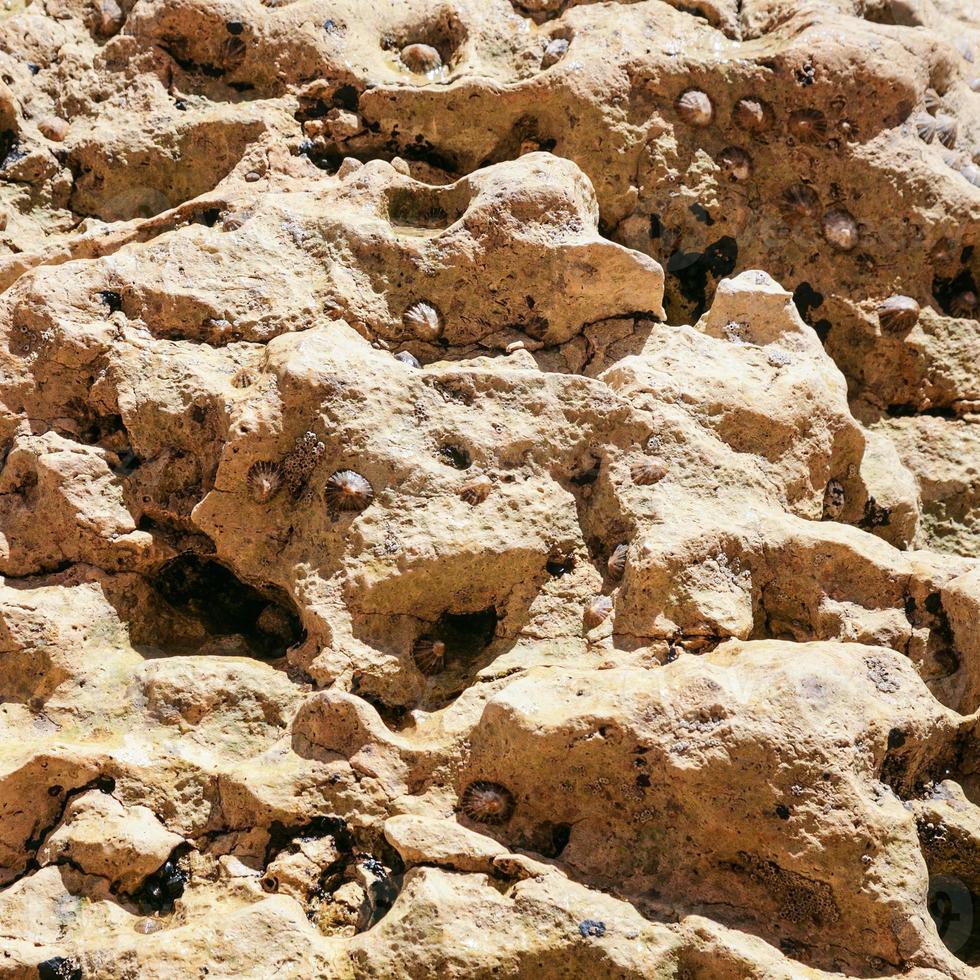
left=394, top=350, right=422, bottom=368
left=403, top=302, right=443, bottom=341
left=960, top=163, right=980, bottom=188
left=823, top=479, right=845, bottom=520
left=718, top=146, right=752, bottom=181
left=631, top=457, right=668, bottom=486
left=460, top=475, right=492, bottom=505
left=584, top=594, right=613, bottom=629
left=675, top=89, right=713, bottom=127
left=459, top=781, right=515, bottom=824
left=541, top=37, right=569, bottom=69
left=247, top=461, right=282, bottom=504
left=325, top=470, right=374, bottom=512
left=877, top=295, right=920, bottom=333
left=400, top=43, right=442, bottom=74
left=733, top=96, right=773, bottom=133
left=822, top=209, right=859, bottom=251
left=607, top=543, right=628, bottom=580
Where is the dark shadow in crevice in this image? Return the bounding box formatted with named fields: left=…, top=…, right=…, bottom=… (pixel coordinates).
left=136, top=555, right=304, bottom=660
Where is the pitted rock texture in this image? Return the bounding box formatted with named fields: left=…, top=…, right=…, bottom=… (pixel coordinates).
left=0, top=0, right=979, bottom=978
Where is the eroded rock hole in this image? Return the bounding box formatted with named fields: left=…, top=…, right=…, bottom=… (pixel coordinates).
left=145, top=555, right=303, bottom=659
left=437, top=443, right=471, bottom=469
left=666, top=235, right=738, bottom=320
left=927, top=875, right=980, bottom=965
left=134, top=844, right=192, bottom=914
left=933, top=269, right=978, bottom=319
left=381, top=9, right=467, bottom=69
left=434, top=608, right=497, bottom=661
left=260, top=816, right=402, bottom=934
left=792, top=281, right=824, bottom=326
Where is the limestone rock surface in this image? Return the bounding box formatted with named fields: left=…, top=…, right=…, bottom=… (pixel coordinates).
left=0, top=0, right=978, bottom=977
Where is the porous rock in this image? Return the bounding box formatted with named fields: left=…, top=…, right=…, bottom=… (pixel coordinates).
left=0, top=0, right=978, bottom=977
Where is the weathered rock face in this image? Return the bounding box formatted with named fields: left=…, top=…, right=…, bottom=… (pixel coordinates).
left=0, top=0, right=978, bottom=977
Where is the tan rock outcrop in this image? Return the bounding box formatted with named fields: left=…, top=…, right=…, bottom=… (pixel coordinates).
left=0, top=0, right=978, bottom=976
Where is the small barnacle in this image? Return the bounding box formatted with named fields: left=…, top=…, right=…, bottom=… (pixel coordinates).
left=675, top=89, right=713, bottom=127
left=325, top=470, right=374, bottom=512
left=584, top=594, right=613, bottom=629
left=960, top=163, right=980, bottom=188
left=877, top=295, right=920, bottom=333
left=394, top=350, right=421, bottom=368
left=607, top=543, right=628, bottom=580
left=878, top=296, right=919, bottom=333
left=787, top=108, right=827, bottom=143
left=541, top=37, right=569, bottom=69
left=822, top=479, right=845, bottom=520
left=732, top=96, right=773, bottom=133
left=717, top=146, right=751, bottom=182
left=247, top=461, right=282, bottom=504
left=915, top=112, right=938, bottom=144
left=460, top=781, right=515, bottom=824
left=822, top=209, right=859, bottom=251
left=956, top=39, right=974, bottom=63
left=412, top=636, right=446, bottom=675
left=631, top=457, right=668, bottom=486
left=400, top=43, right=442, bottom=74
left=403, top=301, right=443, bottom=341
left=924, top=88, right=942, bottom=114
left=935, top=114, right=958, bottom=149
left=282, top=431, right=325, bottom=497
left=971, top=77, right=980, bottom=93
left=782, top=183, right=820, bottom=218
left=949, top=290, right=978, bottom=318
left=460, top=475, right=492, bottom=505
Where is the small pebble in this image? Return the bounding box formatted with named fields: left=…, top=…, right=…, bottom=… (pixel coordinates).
left=37, top=115, right=69, bottom=141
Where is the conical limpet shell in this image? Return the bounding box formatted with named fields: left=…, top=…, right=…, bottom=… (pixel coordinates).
left=787, top=108, right=827, bottom=143
left=675, top=89, right=713, bottom=127
left=403, top=302, right=443, bottom=341
left=607, top=543, right=628, bottom=580
left=732, top=96, right=773, bottom=133
left=822, top=209, right=859, bottom=251
left=412, top=637, right=446, bottom=675
left=401, top=43, right=442, bottom=74
left=247, top=461, right=282, bottom=504
left=584, top=594, right=613, bottom=629
left=631, top=457, right=668, bottom=486
left=877, top=295, right=920, bottom=333
left=718, top=146, right=752, bottom=181
left=325, top=470, right=374, bottom=512
left=459, top=781, right=515, bottom=824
